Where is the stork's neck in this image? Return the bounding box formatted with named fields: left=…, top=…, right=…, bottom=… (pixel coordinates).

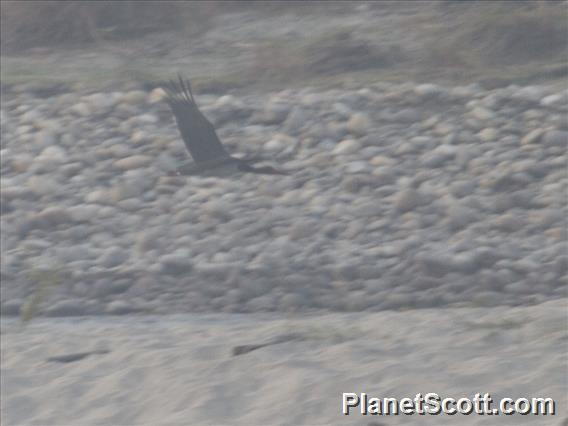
left=238, top=163, right=287, bottom=175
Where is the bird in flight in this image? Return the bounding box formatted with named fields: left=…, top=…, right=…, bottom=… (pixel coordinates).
left=162, top=75, right=288, bottom=177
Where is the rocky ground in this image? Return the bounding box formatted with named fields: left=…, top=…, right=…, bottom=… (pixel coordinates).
left=1, top=78, right=566, bottom=317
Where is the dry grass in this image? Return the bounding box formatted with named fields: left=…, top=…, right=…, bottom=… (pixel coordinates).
left=20, top=267, right=64, bottom=326
left=422, top=2, right=567, bottom=68
left=0, top=1, right=338, bottom=53
left=0, top=1, right=218, bottom=52
left=468, top=2, right=566, bottom=64
left=248, top=2, right=567, bottom=88
left=249, top=29, right=406, bottom=86
left=1, top=1, right=565, bottom=90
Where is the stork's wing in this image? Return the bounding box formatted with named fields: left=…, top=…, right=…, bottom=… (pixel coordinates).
left=163, top=75, right=230, bottom=163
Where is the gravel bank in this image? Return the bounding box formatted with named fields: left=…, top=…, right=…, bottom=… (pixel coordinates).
left=1, top=81, right=566, bottom=316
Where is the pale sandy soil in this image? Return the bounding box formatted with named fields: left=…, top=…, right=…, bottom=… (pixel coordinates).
left=2, top=299, right=566, bottom=426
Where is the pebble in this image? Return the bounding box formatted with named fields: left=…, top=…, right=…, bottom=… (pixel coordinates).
left=445, top=205, right=480, bottom=231
left=414, top=83, right=444, bottom=98
left=542, top=130, right=567, bottom=148
left=252, top=101, right=290, bottom=125
left=449, top=180, right=475, bottom=198
left=1, top=300, right=23, bottom=316
left=470, top=107, right=495, bottom=121
left=70, top=102, right=91, bottom=117
left=121, top=90, right=147, bottom=105
left=333, top=139, right=362, bottom=155
left=160, top=254, right=192, bottom=275
left=389, top=108, right=422, bottom=123
left=35, top=130, right=58, bottom=147
left=289, top=221, right=318, bottom=240
left=477, top=127, right=499, bottom=142
left=67, top=205, right=99, bottom=222
left=27, top=176, right=59, bottom=196
left=540, top=93, right=565, bottom=107
left=114, top=155, right=152, bottom=170
left=148, top=88, right=167, bottom=103
left=20, top=109, right=42, bottom=123
left=394, top=188, right=424, bottom=212
left=521, top=128, right=544, bottom=145
left=45, top=300, right=87, bottom=317
left=85, top=189, right=112, bottom=205
left=345, top=161, right=370, bottom=174
left=433, top=123, right=456, bottom=137
left=35, top=207, right=74, bottom=227
left=283, top=106, right=308, bottom=135
left=110, top=181, right=145, bottom=201
left=83, top=93, right=117, bottom=115
left=264, top=133, right=295, bottom=153
left=39, top=145, right=67, bottom=162
left=99, top=248, right=130, bottom=268
left=421, top=144, right=458, bottom=167
left=513, top=86, right=546, bottom=103
left=106, top=300, right=139, bottom=315
left=346, top=113, right=370, bottom=136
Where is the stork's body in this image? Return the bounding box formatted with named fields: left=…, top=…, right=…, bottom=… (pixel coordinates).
left=163, top=76, right=287, bottom=177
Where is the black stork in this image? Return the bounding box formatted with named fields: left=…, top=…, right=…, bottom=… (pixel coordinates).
left=162, top=75, right=288, bottom=177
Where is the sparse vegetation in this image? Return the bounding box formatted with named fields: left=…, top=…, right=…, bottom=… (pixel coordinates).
left=20, top=267, right=64, bottom=326
left=249, top=29, right=406, bottom=86
left=249, top=1, right=567, bottom=88
left=0, top=1, right=216, bottom=52
left=0, top=1, right=566, bottom=90
left=0, top=1, right=335, bottom=53
left=422, top=2, right=567, bottom=68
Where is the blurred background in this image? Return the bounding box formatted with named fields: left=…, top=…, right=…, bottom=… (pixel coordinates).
left=1, top=0, right=567, bottom=317
left=1, top=2, right=567, bottom=424
left=1, top=1, right=567, bottom=92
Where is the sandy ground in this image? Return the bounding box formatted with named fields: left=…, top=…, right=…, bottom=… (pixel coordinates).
left=1, top=299, right=566, bottom=426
